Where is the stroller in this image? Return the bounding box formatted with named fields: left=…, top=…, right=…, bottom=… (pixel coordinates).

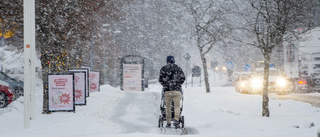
left=158, top=89, right=185, bottom=128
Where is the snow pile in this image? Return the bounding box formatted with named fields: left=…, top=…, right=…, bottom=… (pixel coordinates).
left=0, top=46, right=24, bottom=75
left=0, top=46, right=41, bottom=81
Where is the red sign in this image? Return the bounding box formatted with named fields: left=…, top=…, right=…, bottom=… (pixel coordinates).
left=48, top=75, right=74, bottom=112
left=89, top=71, right=100, bottom=92
left=54, top=78, right=68, bottom=86
left=74, top=89, right=82, bottom=99
left=59, top=93, right=71, bottom=104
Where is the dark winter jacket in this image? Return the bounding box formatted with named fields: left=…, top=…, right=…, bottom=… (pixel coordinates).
left=159, top=63, right=185, bottom=92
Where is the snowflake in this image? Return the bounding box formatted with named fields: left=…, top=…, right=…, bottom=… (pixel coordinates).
left=75, top=89, right=82, bottom=99
left=59, top=93, right=71, bottom=104
left=90, top=83, right=97, bottom=90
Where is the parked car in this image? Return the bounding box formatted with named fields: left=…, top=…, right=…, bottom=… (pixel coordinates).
left=310, top=74, right=320, bottom=92
left=0, top=80, right=15, bottom=108
left=0, top=72, right=24, bottom=97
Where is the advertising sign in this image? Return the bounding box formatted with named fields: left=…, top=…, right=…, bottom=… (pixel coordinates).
left=48, top=74, right=75, bottom=112
left=123, top=64, right=142, bottom=91
left=81, top=67, right=91, bottom=97
left=89, top=71, right=100, bottom=92
left=68, top=70, right=86, bottom=105
left=70, top=67, right=89, bottom=97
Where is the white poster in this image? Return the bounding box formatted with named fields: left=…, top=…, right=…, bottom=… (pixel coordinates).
left=89, top=71, right=100, bottom=92
left=73, top=72, right=86, bottom=105
left=69, top=69, right=88, bottom=104
left=48, top=74, right=75, bottom=112
left=123, top=64, right=142, bottom=91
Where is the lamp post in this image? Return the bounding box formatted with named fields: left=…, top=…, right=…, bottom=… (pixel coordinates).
left=102, top=24, right=109, bottom=85
left=184, top=53, right=191, bottom=88
left=113, top=30, right=121, bottom=87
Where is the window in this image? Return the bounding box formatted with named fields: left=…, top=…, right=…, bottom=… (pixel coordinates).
left=314, top=64, right=320, bottom=69
left=313, top=57, right=320, bottom=61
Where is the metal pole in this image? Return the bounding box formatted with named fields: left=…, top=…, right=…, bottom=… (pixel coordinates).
left=90, top=24, right=95, bottom=70
left=114, top=67, right=116, bottom=87
left=23, top=0, right=36, bottom=129
left=102, top=24, right=109, bottom=85
left=185, top=61, right=187, bottom=88
left=200, top=73, right=201, bottom=87
left=30, top=0, right=36, bottom=120
left=0, top=55, right=2, bottom=71
left=192, top=75, right=193, bottom=87
left=1, top=37, right=4, bottom=47
left=103, top=30, right=106, bottom=84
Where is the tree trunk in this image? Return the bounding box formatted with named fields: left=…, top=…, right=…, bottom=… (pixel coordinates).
left=200, top=53, right=210, bottom=93
left=262, top=51, right=271, bottom=117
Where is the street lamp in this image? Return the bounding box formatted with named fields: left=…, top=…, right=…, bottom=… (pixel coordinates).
left=102, top=24, right=110, bottom=85
left=113, top=30, right=121, bottom=87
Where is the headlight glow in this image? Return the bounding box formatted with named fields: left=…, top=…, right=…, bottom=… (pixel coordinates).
left=277, top=78, right=287, bottom=87
left=251, top=78, right=262, bottom=88
left=222, top=67, right=226, bottom=71
left=240, top=82, right=246, bottom=87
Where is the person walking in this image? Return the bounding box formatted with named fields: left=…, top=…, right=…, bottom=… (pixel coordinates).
left=159, top=55, right=185, bottom=128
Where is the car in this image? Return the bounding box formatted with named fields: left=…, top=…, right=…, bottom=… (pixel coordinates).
left=247, top=68, right=294, bottom=95
left=0, top=71, right=24, bottom=97
left=0, top=80, right=15, bottom=108
left=294, top=77, right=312, bottom=93
left=309, top=74, right=320, bottom=92
left=235, top=72, right=252, bottom=94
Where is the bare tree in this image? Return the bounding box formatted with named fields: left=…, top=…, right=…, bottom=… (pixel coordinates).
left=231, top=0, right=317, bottom=117
left=173, top=0, right=231, bottom=93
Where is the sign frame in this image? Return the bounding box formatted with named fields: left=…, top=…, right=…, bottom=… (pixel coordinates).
left=69, top=67, right=90, bottom=97
left=120, top=55, right=146, bottom=91
left=122, top=64, right=142, bottom=91
left=67, top=70, right=87, bottom=105
left=89, top=71, right=101, bottom=92
left=47, top=72, right=75, bottom=113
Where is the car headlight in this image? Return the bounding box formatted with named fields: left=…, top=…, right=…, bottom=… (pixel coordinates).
left=277, top=78, right=287, bottom=87
left=222, top=67, right=227, bottom=71
left=251, top=78, right=262, bottom=88
left=240, top=82, right=246, bottom=87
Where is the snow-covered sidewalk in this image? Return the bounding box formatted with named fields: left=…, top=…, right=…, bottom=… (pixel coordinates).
left=1, top=82, right=320, bottom=137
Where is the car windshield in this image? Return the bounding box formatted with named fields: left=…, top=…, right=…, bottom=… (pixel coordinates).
left=239, top=74, right=250, bottom=80
left=0, top=72, right=9, bottom=79
left=252, top=69, right=279, bottom=76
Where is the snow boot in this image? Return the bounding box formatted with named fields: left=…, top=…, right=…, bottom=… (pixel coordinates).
left=174, top=120, right=180, bottom=129
left=166, top=124, right=171, bottom=128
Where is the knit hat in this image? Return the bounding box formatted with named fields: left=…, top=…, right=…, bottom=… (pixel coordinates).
left=166, top=55, right=175, bottom=64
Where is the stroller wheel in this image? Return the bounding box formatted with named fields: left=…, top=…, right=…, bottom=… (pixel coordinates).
left=158, top=115, right=163, bottom=128
left=181, top=116, right=184, bottom=128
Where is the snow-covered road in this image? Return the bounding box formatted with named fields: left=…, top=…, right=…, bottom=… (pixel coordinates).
left=276, top=93, right=320, bottom=108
